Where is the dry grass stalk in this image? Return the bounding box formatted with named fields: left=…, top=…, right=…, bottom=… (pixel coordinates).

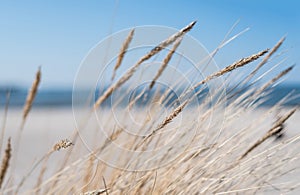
left=134, top=99, right=189, bottom=149
left=102, top=177, right=109, bottom=195
left=149, top=100, right=188, bottom=138
left=228, top=37, right=285, bottom=98
left=21, top=67, right=41, bottom=128
left=193, top=49, right=269, bottom=90
left=171, top=49, right=269, bottom=108
left=81, top=159, right=103, bottom=192
left=93, top=21, right=196, bottom=109
left=96, top=128, right=124, bottom=154
left=35, top=155, right=49, bottom=195
left=51, top=122, right=120, bottom=190
left=0, top=91, right=10, bottom=156
left=150, top=171, right=158, bottom=194
left=47, top=134, right=78, bottom=190
left=82, top=154, right=96, bottom=192
left=83, top=188, right=109, bottom=195
left=240, top=108, right=297, bottom=159
left=149, top=37, right=183, bottom=89
left=111, top=29, right=135, bottom=81
left=0, top=138, right=11, bottom=189
left=242, top=65, right=295, bottom=107
left=250, top=37, right=285, bottom=79
left=11, top=67, right=41, bottom=190
left=4, top=24, right=299, bottom=194
left=53, top=139, right=74, bottom=151
left=148, top=49, right=269, bottom=138
left=257, top=65, right=294, bottom=93
left=13, top=67, right=41, bottom=172
left=16, top=139, right=73, bottom=194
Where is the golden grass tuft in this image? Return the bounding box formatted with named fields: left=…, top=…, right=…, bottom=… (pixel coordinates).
left=13, top=67, right=42, bottom=177
left=193, top=48, right=269, bottom=89
left=93, top=21, right=196, bottom=109
left=250, top=36, right=286, bottom=78
left=151, top=49, right=269, bottom=135
left=149, top=37, right=183, bottom=90
left=21, top=66, right=41, bottom=128
left=111, top=29, right=135, bottom=81
left=0, top=138, right=11, bottom=189
left=53, top=139, right=74, bottom=151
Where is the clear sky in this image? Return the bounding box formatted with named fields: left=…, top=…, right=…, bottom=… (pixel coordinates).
left=0, top=0, right=299, bottom=89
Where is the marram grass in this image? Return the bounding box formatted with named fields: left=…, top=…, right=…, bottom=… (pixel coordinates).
left=0, top=21, right=299, bottom=194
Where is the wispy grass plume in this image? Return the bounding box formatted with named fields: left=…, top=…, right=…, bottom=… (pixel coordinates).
left=111, top=29, right=135, bottom=81
left=0, top=138, right=11, bottom=189
left=21, top=66, right=41, bottom=129
left=149, top=37, right=183, bottom=89
left=94, top=21, right=196, bottom=109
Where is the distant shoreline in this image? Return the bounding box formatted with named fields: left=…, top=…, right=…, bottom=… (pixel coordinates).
left=0, top=84, right=299, bottom=107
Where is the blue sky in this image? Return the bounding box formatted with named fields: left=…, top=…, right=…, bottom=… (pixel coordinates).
left=0, top=0, right=299, bottom=88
